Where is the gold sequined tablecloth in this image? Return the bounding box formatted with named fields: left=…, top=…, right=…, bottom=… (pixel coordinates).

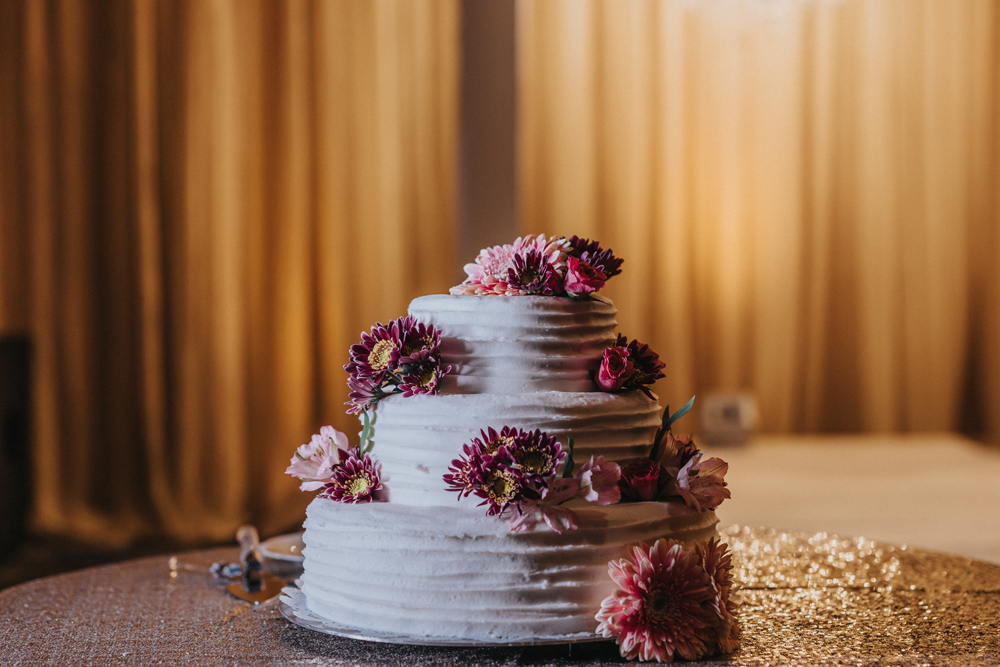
left=1, top=526, right=998, bottom=666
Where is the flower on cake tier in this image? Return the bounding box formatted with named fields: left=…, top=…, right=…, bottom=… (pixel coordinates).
left=618, top=458, right=662, bottom=502
left=673, top=454, right=730, bottom=514
left=505, top=249, right=560, bottom=295
left=564, top=257, right=607, bottom=297
left=285, top=425, right=349, bottom=492
left=595, top=335, right=665, bottom=398
left=567, top=235, right=624, bottom=279
left=596, top=539, right=722, bottom=663
left=697, top=538, right=741, bottom=654
left=345, top=315, right=450, bottom=414
left=321, top=449, right=383, bottom=504
left=508, top=477, right=581, bottom=534
left=574, top=455, right=622, bottom=505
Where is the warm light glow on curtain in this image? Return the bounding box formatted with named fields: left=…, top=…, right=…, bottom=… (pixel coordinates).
left=519, top=0, right=1000, bottom=436
left=0, top=0, right=458, bottom=544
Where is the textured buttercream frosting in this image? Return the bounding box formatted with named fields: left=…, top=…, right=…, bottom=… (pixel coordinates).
left=300, top=498, right=719, bottom=640
left=371, top=391, right=661, bottom=505
left=408, top=294, right=617, bottom=394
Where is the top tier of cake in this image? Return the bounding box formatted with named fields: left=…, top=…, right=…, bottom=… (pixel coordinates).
left=409, top=294, right=616, bottom=394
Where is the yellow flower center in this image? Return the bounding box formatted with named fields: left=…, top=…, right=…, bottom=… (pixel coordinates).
left=520, top=268, right=541, bottom=284
left=515, top=449, right=552, bottom=475
left=400, top=336, right=435, bottom=357
left=483, top=435, right=515, bottom=455
left=419, top=368, right=437, bottom=388
left=646, top=589, right=674, bottom=620
left=485, top=470, right=518, bottom=505
left=348, top=475, right=372, bottom=497
left=369, top=340, right=396, bottom=371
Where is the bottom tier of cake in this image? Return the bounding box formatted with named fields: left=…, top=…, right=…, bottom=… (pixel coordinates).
left=300, top=497, right=719, bottom=641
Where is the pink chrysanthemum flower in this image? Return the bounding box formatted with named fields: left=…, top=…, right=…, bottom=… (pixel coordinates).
left=675, top=454, right=730, bottom=513
left=285, top=425, right=349, bottom=491
left=697, top=538, right=741, bottom=654
left=596, top=540, right=719, bottom=663
left=321, top=449, right=383, bottom=504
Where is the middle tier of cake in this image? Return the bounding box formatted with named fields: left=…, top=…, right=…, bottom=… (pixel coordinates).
left=371, top=390, right=661, bottom=505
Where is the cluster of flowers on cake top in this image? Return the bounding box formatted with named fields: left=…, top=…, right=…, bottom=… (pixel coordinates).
left=596, top=334, right=666, bottom=398
left=450, top=234, right=623, bottom=298
left=596, top=538, right=740, bottom=662
left=345, top=315, right=451, bottom=414
left=285, top=423, right=383, bottom=503
left=443, top=426, right=622, bottom=533
left=618, top=398, right=731, bottom=514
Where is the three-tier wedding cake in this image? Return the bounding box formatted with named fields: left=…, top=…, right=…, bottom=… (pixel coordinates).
left=286, top=235, right=738, bottom=660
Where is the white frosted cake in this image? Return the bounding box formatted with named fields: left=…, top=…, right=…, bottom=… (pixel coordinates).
left=287, top=235, right=736, bottom=658
left=297, top=294, right=720, bottom=640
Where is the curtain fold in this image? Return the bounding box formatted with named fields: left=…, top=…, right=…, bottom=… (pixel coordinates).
left=0, top=0, right=458, bottom=544
left=518, top=0, right=1000, bottom=437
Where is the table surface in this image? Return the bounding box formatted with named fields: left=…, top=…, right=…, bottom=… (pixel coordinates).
left=1, top=526, right=998, bottom=666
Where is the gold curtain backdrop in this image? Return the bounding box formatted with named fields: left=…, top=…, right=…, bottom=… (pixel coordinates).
left=519, top=0, right=1000, bottom=435
left=0, top=0, right=458, bottom=544
left=2, top=0, right=999, bottom=546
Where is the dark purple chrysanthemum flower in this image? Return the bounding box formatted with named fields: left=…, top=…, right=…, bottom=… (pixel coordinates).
left=612, top=334, right=666, bottom=399
left=470, top=456, right=533, bottom=516
left=345, top=316, right=450, bottom=412
left=346, top=319, right=407, bottom=381
left=567, top=235, right=624, bottom=279
left=507, top=249, right=558, bottom=295
left=508, top=428, right=565, bottom=480
left=397, top=318, right=444, bottom=365
left=320, top=449, right=383, bottom=503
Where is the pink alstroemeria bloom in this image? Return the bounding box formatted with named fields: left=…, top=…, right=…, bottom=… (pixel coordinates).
left=675, top=454, right=731, bottom=513
left=657, top=431, right=700, bottom=472
left=564, top=257, right=607, bottom=296
left=596, top=539, right=719, bottom=663
left=596, top=346, right=634, bottom=392
left=618, top=458, right=662, bottom=502
left=574, top=455, right=621, bottom=505
left=509, top=477, right=581, bottom=534
left=285, top=425, right=349, bottom=492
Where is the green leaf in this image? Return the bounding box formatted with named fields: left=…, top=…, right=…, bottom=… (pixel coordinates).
left=562, top=436, right=576, bottom=478
left=665, top=396, right=695, bottom=431
left=359, top=410, right=373, bottom=454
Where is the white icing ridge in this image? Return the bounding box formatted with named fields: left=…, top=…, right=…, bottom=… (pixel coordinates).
left=409, top=294, right=617, bottom=393
left=371, top=391, right=661, bottom=505
left=300, top=497, right=719, bottom=640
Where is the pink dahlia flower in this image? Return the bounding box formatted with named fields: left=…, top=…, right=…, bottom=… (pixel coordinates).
left=508, top=477, right=580, bottom=534
left=675, top=454, right=730, bottom=513
left=618, top=458, right=662, bottom=502
left=564, top=257, right=607, bottom=296
left=596, top=345, right=634, bottom=392
left=697, top=538, right=741, bottom=654
left=285, top=426, right=349, bottom=491
left=321, top=449, right=383, bottom=503
left=574, top=455, right=621, bottom=505
left=450, top=234, right=571, bottom=296
left=596, top=539, right=719, bottom=662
